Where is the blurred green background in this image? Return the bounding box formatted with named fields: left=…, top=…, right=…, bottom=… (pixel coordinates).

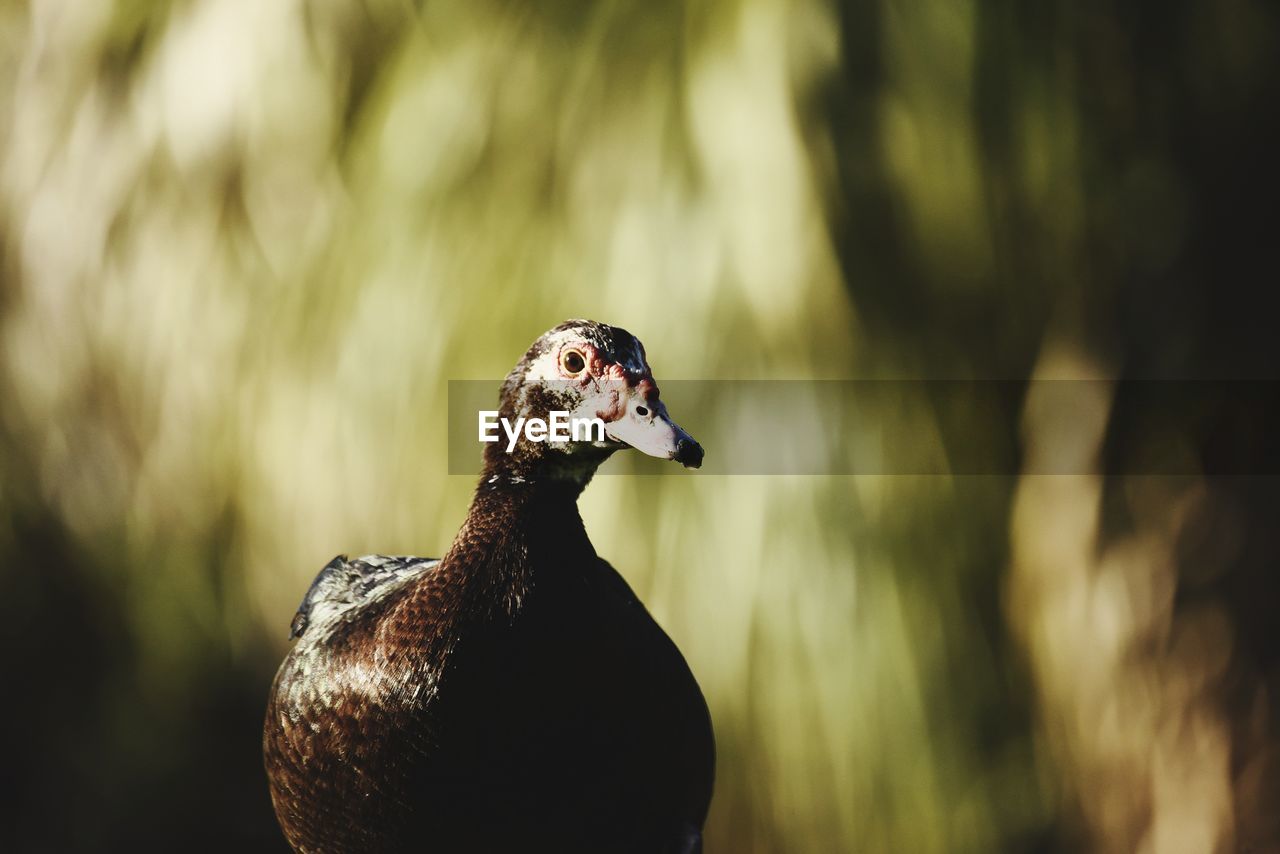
left=2, top=1, right=1279, bottom=851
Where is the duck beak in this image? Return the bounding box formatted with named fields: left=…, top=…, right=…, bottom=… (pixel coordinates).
left=605, top=395, right=704, bottom=469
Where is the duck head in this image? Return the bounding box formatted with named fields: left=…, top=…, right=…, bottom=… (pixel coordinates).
left=484, top=319, right=703, bottom=483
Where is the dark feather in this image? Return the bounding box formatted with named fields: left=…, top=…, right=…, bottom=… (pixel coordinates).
left=288, top=554, right=441, bottom=640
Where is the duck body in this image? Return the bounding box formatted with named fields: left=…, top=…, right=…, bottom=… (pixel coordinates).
left=264, top=321, right=713, bottom=853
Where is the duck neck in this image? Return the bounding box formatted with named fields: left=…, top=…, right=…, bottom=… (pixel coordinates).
left=439, top=464, right=598, bottom=611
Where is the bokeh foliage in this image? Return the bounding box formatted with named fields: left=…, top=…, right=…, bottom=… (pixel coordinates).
left=2, top=0, right=1278, bottom=851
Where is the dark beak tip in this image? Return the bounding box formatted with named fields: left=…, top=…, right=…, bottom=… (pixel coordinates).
left=674, top=438, right=704, bottom=469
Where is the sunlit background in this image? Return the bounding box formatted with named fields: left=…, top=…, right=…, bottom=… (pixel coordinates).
left=3, top=1, right=1279, bottom=851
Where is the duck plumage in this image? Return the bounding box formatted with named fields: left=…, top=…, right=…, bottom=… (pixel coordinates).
left=263, top=320, right=714, bottom=853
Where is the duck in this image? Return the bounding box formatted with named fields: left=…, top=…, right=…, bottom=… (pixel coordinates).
left=263, top=320, right=714, bottom=853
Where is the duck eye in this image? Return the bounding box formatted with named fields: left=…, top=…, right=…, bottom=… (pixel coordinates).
left=561, top=349, right=586, bottom=375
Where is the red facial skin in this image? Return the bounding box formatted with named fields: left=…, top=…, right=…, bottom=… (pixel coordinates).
left=559, top=341, right=658, bottom=423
